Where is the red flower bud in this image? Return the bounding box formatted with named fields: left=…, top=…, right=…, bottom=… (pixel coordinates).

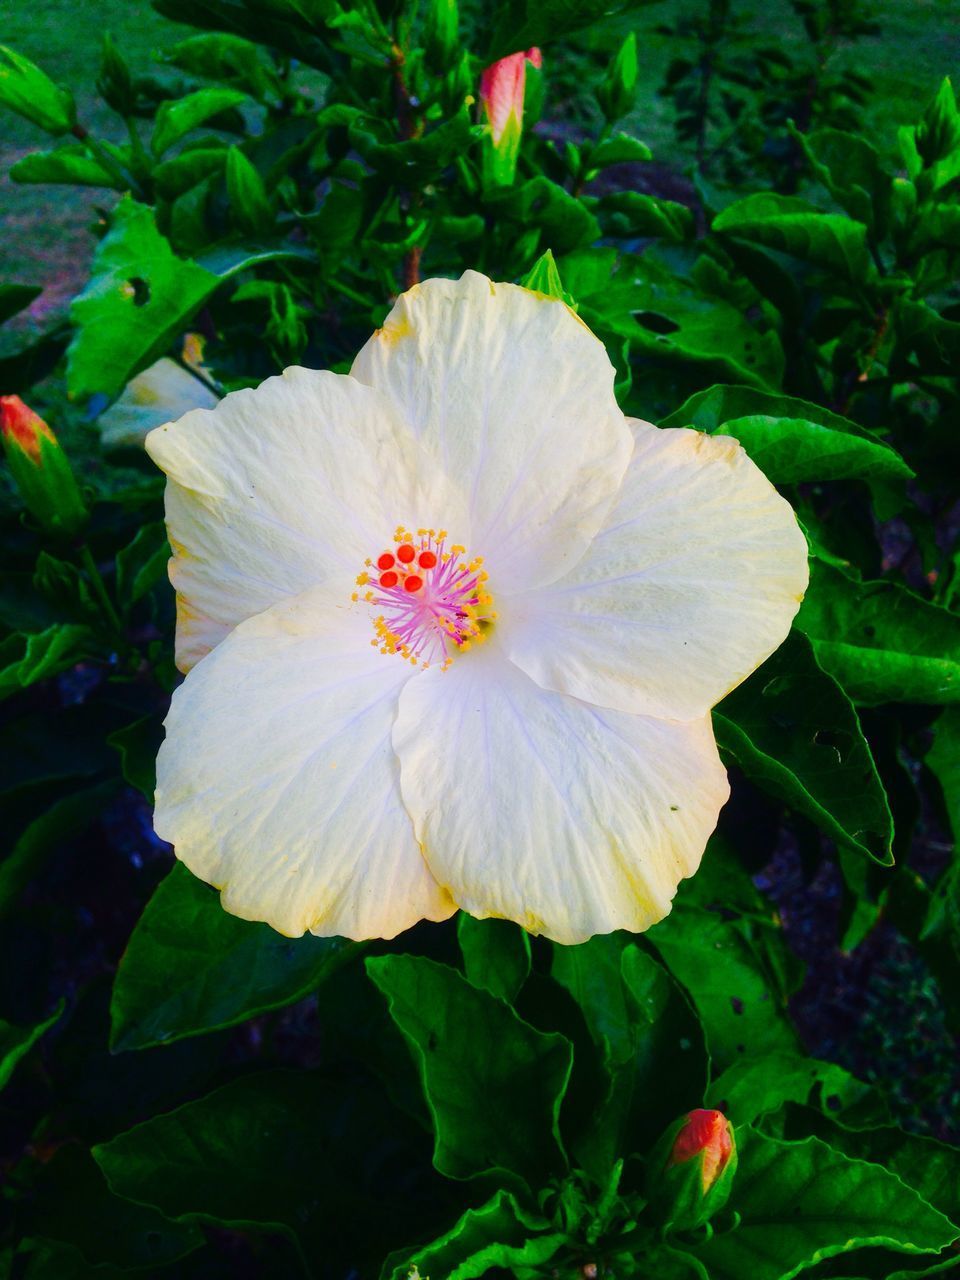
left=0, top=395, right=87, bottom=537
left=668, top=1109, right=735, bottom=1193
left=645, top=1108, right=737, bottom=1230
left=0, top=395, right=56, bottom=462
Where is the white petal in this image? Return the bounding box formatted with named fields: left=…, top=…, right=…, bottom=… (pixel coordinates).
left=98, top=358, right=218, bottom=451
left=501, top=421, right=810, bottom=720
left=154, top=587, right=455, bottom=940
left=351, top=271, right=632, bottom=594
left=146, top=366, right=461, bottom=671
left=393, top=643, right=729, bottom=945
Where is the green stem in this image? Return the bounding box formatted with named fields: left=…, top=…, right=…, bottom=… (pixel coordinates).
left=79, top=543, right=124, bottom=637
left=71, top=122, right=142, bottom=197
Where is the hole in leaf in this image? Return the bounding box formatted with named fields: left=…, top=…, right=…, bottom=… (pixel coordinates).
left=730, top=996, right=745, bottom=1016
left=128, top=277, right=151, bottom=307
left=633, top=310, right=679, bottom=335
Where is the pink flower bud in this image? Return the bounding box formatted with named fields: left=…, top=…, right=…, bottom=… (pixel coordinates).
left=479, top=48, right=541, bottom=186
left=668, top=1109, right=735, bottom=1193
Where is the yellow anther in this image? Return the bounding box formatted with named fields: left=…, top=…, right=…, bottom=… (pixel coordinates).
left=356, top=571, right=369, bottom=585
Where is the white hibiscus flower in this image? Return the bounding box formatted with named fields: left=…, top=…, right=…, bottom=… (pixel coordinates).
left=145, top=270, right=808, bottom=945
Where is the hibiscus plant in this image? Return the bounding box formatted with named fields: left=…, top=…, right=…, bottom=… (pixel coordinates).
left=0, top=1, right=959, bottom=1278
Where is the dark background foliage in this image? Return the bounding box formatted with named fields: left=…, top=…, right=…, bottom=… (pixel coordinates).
left=0, top=0, right=959, bottom=1277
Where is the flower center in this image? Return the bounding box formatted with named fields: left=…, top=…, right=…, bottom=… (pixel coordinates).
left=353, top=527, right=496, bottom=670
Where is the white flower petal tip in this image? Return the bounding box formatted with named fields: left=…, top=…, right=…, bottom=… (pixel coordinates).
left=393, top=644, right=730, bottom=946
left=153, top=588, right=455, bottom=941
left=501, top=420, right=810, bottom=721
left=351, top=270, right=634, bottom=595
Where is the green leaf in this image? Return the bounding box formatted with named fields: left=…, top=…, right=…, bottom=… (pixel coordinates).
left=151, top=87, right=248, bottom=157
left=690, top=1130, right=958, bottom=1280
left=0, top=624, right=96, bottom=701
left=67, top=196, right=220, bottom=400
left=928, top=708, right=960, bottom=841
left=701, top=414, right=910, bottom=486
left=0, top=781, right=119, bottom=915
left=366, top=953, right=572, bottom=1185
left=797, top=560, right=960, bottom=705
left=793, top=126, right=891, bottom=232
left=109, top=863, right=358, bottom=1051
left=153, top=145, right=227, bottom=200
left=895, top=299, right=960, bottom=377
left=487, top=0, right=660, bottom=60
left=782, top=1107, right=960, bottom=1226
left=648, top=908, right=797, bottom=1071
left=563, top=248, right=784, bottom=388
left=25, top=1145, right=203, bottom=1270
left=597, top=192, right=694, bottom=243
left=13, top=141, right=119, bottom=187
left=225, top=146, right=272, bottom=235
left=0, top=1000, right=63, bottom=1092
left=590, top=133, right=651, bottom=167
left=0, top=282, right=41, bottom=325
left=713, top=193, right=874, bottom=284
left=552, top=938, right=708, bottom=1170
left=162, top=33, right=282, bottom=103
left=115, top=521, right=169, bottom=608
left=382, top=1189, right=565, bottom=1280
left=487, top=177, right=601, bottom=255
left=106, top=716, right=162, bottom=799
left=458, top=916, right=531, bottom=1005
left=94, top=1070, right=441, bottom=1266
left=706, top=1052, right=879, bottom=1128
left=714, top=630, right=893, bottom=862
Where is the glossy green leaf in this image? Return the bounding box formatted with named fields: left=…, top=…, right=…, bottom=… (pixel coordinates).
left=782, top=1107, right=960, bottom=1226
left=366, top=953, right=572, bottom=1185
left=106, top=716, right=162, bottom=799
left=706, top=1052, right=879, bottom=1128
left=487, top=177, right=601, bottom=255
left=713, top=193, right=874, bottom=283
left=691, top=1130, right=958, bottom=1280
left=797, top=560, right=960, bottom=705
left=67, top=196, right=220, bottom=400
left=563, top=248, right=784, bottom=388
left=648, top=908, right=797, bottom=1071
left=794, top=126, right=891, bottom=231
left=151, top=87, right=248, bottom=156
left=382, top=1189, right=565, bottom=1280
left=225, top=146, right=272, bottom=235
left=110, top=863, right=358, bottom=1051
left=458, top=915, right=531, bottom=1005
left=0, top=1000, right=63, bottom=1092
left=487, top=0, right=660, bottom=60
left=702, top=414, right=909, bottom=486
left=714, top=630, right=893, bottom=862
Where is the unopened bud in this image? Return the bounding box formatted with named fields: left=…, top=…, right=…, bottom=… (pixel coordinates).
left=597, top=32, right=638, bottom=123
left=479, top=48, right=541, bottom=188
left=645, top=1109, right=737, bottom=1231
left=1, top=396, right=87, bottom=537
left=0, top=44, right=76, bottom=135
